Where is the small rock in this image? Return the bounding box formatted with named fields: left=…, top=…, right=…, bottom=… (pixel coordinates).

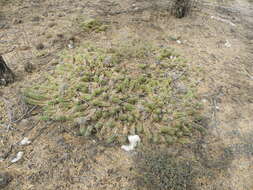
left=42, top=12, right=48, bottom=17
left=169, top=36, right=181, bottom=41
left=68, top=38, right=75, bottom=49
left=176, top=83, right=188, bottom=94
left=35, top=43, right=44, bottom=50
left=12, top=18, right=22, bottom=24
left=59, top=83, right=68, bottom=96
left=0, top=23, right=8, bottom=29
left=24, top=62, right=34, bottom=73
left=48, top=22, right=56, bottom=28
left=19, top=119, right=30, bottom=128
left=57, top=33, right=64, bottom=38
left=75, top=117, right=88, bottom=126
left=11, top=152, right=24, bottom=163
left=225, top=40, right=231, bottom=48
left=68, top=42, right=74, bottom=49
left=176, top=40, right=182, bottom=44
left=68, top=36, right=75, bottom=41
left=56, top=138, right=66, bottom=146
left=103, top=56, right=113, bottom=67
left=202, top=99, right=208, bottom=103
left=58, top=13, right=65, bottom=17
left=0, top=79, right=6, bottom=86
left=19, top=137, right=31, bottom=146
left=0, top=172, right=11, bottom=189
left=31, top=16, right=40, bottom=22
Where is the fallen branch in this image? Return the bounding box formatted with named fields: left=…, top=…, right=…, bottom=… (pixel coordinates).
left=211, top=16, right=236, bottom=27
left=11, top=105, right=37, bottom=124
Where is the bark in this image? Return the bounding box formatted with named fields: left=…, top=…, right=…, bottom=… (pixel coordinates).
left=0, top=55, right=15, bottom=85
left=171, top=0, right=192, bottom=18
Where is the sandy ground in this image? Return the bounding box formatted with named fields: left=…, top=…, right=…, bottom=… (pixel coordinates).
left=0, top=0, right=253, bottom=189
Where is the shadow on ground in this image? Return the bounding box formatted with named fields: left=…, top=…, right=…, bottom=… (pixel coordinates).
left=132, top=132, right=236, bottom=190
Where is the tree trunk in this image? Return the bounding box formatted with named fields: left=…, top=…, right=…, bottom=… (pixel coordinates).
left=171, top=0, right=192, bottom=18
left=0, top=55, right=15, bottom=85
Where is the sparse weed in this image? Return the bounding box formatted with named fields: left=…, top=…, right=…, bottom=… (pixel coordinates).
left=133, top=149, right=197, bottom=190
left=79, top=18, right=108, bottom=33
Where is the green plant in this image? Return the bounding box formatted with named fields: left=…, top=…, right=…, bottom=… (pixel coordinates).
left=23, top=40, right=203, bottom=144
left=80, top=19, right=108, bottom=33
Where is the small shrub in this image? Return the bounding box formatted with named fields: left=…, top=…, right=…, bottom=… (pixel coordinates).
left=80, top=19, right=108, bottom=33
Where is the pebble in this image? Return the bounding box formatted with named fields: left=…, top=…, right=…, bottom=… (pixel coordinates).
left=103, top=56, right=113, bottom=67
left=58, top=13, right=65, bottom=17
left=68, top=43, right=74, bottom=49
left=35, top=43, right=45, bottom=50
left=24, top=62, right=34, bottom=73
left=19, top=137, right=31, bottom=146
left=75, top=117, right=88, bottom=126
left=19, top=119, right=30, bottom=128
left=31, top=16, right=40, bottom=22
left=68, top=39, right=75, bottom=49
left=11, top=152, right=24, bottom=163
left=48, top=22, right=56, bottom=28
left=176, top=40, right=182, bottom=44
left=176, top=83, right=188, bottom=94
left=59, top=83, right=68, bottom=96
left=0, top=23, right=8, bottom=29
left=12, top=18, right=22, bottom=24
left=202, top=99, right=208, bottom=103
left=42, top=12, right=48, bottom=17
left=225, top=40, right=231, bottom=48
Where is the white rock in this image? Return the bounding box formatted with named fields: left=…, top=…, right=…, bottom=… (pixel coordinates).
left=11, top=152, right=24, bottom=163
left=121, top=135, right=141, bottom=151
left=68, top=40, right=75, bottom=49
left=176, top=40, right=182, bottom=44
left=225, top=40, right=231, bottom=48
left=19, top=137, right=31, bottom=146
left=202, top=99, right=208, bottom=103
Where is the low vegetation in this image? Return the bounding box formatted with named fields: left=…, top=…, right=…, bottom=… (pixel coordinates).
left=23, top=39, right=204, bottom=144
left=134, top=149, right=197, bottom=190
left=78, top=18, right=108, bottom=33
